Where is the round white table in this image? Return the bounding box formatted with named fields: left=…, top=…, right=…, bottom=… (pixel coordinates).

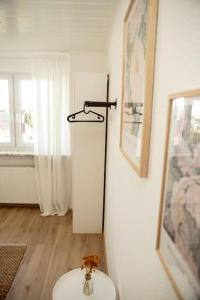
left=52, top=268, right=116, bottom=300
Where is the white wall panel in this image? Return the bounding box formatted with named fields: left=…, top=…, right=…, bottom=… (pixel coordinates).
left=72, top=72, right=107, bottom=233
left=0, top=167, right=37, bottom=204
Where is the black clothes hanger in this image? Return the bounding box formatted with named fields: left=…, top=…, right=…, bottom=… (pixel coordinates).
left=67, top=107, right=104, bottom=123
left=67, top=99, right=117, bottom=123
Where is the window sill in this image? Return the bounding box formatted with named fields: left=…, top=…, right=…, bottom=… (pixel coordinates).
left=0, top=152, right=34, bottom=167
left=0, top=151, right=34, bottom=157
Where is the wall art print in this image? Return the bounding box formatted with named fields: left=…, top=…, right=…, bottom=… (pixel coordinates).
left=157, top=90, right=200, bottom=300
left=120, top=0, right=158, bottom=177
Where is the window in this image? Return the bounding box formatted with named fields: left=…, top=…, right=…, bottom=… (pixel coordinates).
left=0, top=73, right=33, bottom=152
left=0, top=75, right=13, bottom=145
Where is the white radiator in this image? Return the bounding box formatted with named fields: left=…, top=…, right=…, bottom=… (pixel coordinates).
left=0, top=167, right=38, bottom=204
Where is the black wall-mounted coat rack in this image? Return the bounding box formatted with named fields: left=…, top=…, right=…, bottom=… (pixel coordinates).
left=67, top=75, right=116, bottom=232
left=84, top=100, right=117, bottom=109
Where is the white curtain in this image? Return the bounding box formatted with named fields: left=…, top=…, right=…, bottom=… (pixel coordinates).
left=32, top=55, right=71, bottom=216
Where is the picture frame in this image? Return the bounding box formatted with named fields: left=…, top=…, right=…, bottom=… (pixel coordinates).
left=120, top=0, right=158, bottom=177
left=156, top=89, right=200, bottom=300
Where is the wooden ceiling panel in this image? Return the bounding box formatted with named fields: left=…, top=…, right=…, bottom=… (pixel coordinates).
left=0, top=0, right=118, bottom=51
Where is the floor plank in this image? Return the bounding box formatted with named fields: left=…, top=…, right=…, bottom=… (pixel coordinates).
left=0, top=207, right=106, bottom=300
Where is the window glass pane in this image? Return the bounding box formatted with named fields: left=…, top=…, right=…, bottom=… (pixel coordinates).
left=20, top=80, right=34, bottom=144
left=0, top=79, right=10, bottom=143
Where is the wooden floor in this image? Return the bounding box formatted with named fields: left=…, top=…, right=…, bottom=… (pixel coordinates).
left=0, top=207, right=106, bottom=300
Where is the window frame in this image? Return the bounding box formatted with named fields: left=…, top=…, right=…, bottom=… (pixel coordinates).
left=14, top=73, right=34, bottom=151
left=0, top=72, right=34, bottom=153
left=0, top=73, right=15, bottom=148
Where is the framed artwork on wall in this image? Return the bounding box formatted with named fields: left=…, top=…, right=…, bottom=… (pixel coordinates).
left=120, top=0, right=158, bottom=177
left=156, top=90, right=200, bottom=300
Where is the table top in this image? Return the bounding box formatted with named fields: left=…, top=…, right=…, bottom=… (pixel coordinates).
left=52, top=268, right=116, bottom=300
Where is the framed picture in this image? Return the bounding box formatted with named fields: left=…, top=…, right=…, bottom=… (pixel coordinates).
left=156, top=90, right=200, bottom=300
left=120, top=0, right=158, bottom=177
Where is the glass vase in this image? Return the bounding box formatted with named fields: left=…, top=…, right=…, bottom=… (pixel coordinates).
left=83, top=273, right=93, bottom=296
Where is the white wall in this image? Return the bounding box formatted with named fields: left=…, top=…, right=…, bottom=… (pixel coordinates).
left=104, top=0, right=200, bottom=299
left=69, top=52, right=107, bottom=122
left=0, top=166, right=37, bottom=204
left=0, top=57, right=31, bottom=73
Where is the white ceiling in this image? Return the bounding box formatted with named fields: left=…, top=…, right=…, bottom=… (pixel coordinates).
left=0, top=0, right=118, bottom=52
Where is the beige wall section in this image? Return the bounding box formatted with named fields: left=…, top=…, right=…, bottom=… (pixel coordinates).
left=104, top=0, right=200, bottom=299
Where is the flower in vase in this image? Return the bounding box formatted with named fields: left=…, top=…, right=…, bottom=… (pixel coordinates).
left=81, top=255, right=100, bottom=295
